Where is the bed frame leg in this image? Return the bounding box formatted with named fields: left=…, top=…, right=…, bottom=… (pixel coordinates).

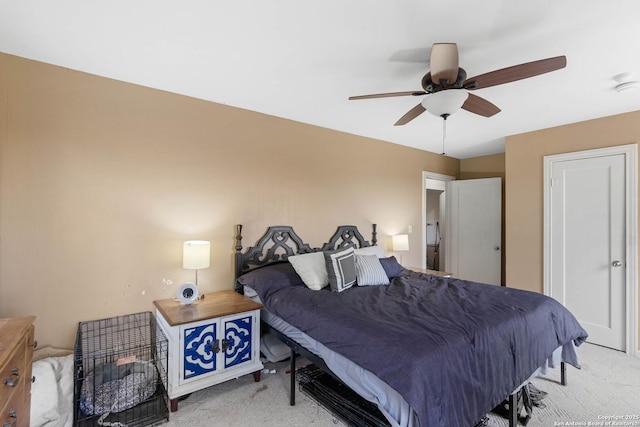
left=508, top=392, right=518, bottom=427
left=561, top=361, right=567, bottom=386
left=290, top=347, right=296, bottom=406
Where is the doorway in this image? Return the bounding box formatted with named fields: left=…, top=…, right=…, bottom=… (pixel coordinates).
left=543, top=144, right=638, bottom=355
left=426, top=179, right=446, bottom=270
left=422, top=173, right=502, bottom=285
left=422, top=172, right=454, bottom=270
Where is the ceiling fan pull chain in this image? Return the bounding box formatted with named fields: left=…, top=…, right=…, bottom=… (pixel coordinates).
left=441, top=114, right=449, bottom=155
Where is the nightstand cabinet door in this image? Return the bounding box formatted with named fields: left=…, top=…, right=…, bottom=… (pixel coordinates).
left=181, top=319, right=218, bottom=384
left=222, top=312, right=254, bottom=370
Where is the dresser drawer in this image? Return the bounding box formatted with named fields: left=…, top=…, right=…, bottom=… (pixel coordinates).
left=0, top=348, right=25, bottom=410
left=1, top=395, right=28, bottom=427
left=0, top=317, right=35, bottom=427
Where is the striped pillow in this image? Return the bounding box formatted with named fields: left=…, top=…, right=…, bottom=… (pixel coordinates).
left=356, top=254, right=390, bottom=286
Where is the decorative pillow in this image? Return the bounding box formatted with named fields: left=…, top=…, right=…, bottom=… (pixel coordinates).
left=379, top=256, right=406, bottom=279
left=324, top=247, right=357, bottom=293
left=356, top=254, right=390, bottom=286
left=354, top=245, right=386, bottom=258
left=288, top=251, right=329, bottom=290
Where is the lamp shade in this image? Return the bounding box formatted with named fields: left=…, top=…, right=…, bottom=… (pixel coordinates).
left=421, top=90, right=469, bottom=117
left=392, top=234, right=409, bottom=252
left=183, top=240, right=210, bottom=269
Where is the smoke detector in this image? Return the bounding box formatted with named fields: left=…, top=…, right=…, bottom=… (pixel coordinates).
left=613, top=73, right=640, bottom=92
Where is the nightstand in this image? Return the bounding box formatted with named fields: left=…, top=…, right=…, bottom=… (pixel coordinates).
left=154, top=290, right=264, bottom=412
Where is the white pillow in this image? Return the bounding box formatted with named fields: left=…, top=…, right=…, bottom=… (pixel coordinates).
left=356, top=254, right=390, bottom=286
left=288, top=252, right=329, bottom=290
left=354, top=245, right=386, bottom=258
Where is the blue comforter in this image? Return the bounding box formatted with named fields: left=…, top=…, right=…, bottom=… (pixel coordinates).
left=239, top=264, right=588, bottom=427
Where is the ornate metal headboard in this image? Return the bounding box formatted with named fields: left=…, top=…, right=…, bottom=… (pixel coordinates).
left=234, top=223, right=377, bottom=279
left=234, top=225, right=315, bottom=278
left=321, top=224, right=377, bottom=251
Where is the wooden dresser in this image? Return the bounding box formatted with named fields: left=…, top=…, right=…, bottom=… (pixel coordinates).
left=0, top=316, right=36, bottom=427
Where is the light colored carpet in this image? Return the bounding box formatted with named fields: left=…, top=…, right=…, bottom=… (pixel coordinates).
left=165, top=343, right=640, bottom=427
left=487, top=343, right=640, bottom=427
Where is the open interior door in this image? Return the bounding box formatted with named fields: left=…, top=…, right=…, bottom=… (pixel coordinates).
left=444, top=178, right=502, bottom=285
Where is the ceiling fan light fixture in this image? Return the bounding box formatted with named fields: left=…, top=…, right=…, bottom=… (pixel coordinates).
left=422, top=90, right=469, bottom=117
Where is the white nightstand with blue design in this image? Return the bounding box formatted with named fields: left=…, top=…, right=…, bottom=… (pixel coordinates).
left=154, top=290, right=263, bottom=412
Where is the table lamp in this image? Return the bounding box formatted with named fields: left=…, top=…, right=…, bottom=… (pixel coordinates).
left=179, top=240, right=210, bottom=304
left=391, top=234, right=409, bottom=264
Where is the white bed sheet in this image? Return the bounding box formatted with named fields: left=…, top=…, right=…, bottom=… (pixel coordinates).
left=30, top=354, right=74, bottom=427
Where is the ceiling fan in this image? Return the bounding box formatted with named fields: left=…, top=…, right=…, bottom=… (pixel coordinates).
left=349, top=43, right=567, bottom=126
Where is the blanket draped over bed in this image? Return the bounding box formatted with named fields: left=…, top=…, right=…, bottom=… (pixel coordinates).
left=240, top=264, right=588, bottom=427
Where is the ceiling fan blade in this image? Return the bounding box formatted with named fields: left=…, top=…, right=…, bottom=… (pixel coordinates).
left=430, top=43, right=459, bottom=85
left=461, top=93, right=501, bottom=117
left=464, top=56, right=566, bottom=90
left=349, top=91, right=426, bottom=100
left=394, top=103, right=426, bottom=126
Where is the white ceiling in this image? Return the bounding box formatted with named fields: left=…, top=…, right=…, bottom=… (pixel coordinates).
left=2, top=1, right=640, bottom=158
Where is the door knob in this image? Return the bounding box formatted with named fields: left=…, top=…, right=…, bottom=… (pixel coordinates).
left=612, top=260, right=623, bottom=267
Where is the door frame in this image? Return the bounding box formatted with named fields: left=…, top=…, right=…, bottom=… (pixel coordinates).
left=422, top=171, right=455, bottom=270
left=543, top=143, right=638, bottom=356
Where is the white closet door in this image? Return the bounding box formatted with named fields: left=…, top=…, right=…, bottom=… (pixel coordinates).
left=549, top=154, right=626, bottom=350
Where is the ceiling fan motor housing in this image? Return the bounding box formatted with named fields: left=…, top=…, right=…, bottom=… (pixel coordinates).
left=421, top=68, right=467, bottom=93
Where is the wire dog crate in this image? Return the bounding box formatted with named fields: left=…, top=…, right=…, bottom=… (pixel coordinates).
left=73, top=312, right=169, bottom=427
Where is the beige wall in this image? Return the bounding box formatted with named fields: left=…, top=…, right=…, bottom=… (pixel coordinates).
left=0, top=53, right=459, bottom=348
left=505, top=111, right=640, bottom=349
left=460, top=153, right=505, bottom=180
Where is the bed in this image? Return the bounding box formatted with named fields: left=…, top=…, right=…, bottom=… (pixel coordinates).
left=233, top=224, right=588, bottom=427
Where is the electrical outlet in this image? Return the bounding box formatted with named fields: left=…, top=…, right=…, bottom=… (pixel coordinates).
left=408, top=225, right=413, bottom=234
